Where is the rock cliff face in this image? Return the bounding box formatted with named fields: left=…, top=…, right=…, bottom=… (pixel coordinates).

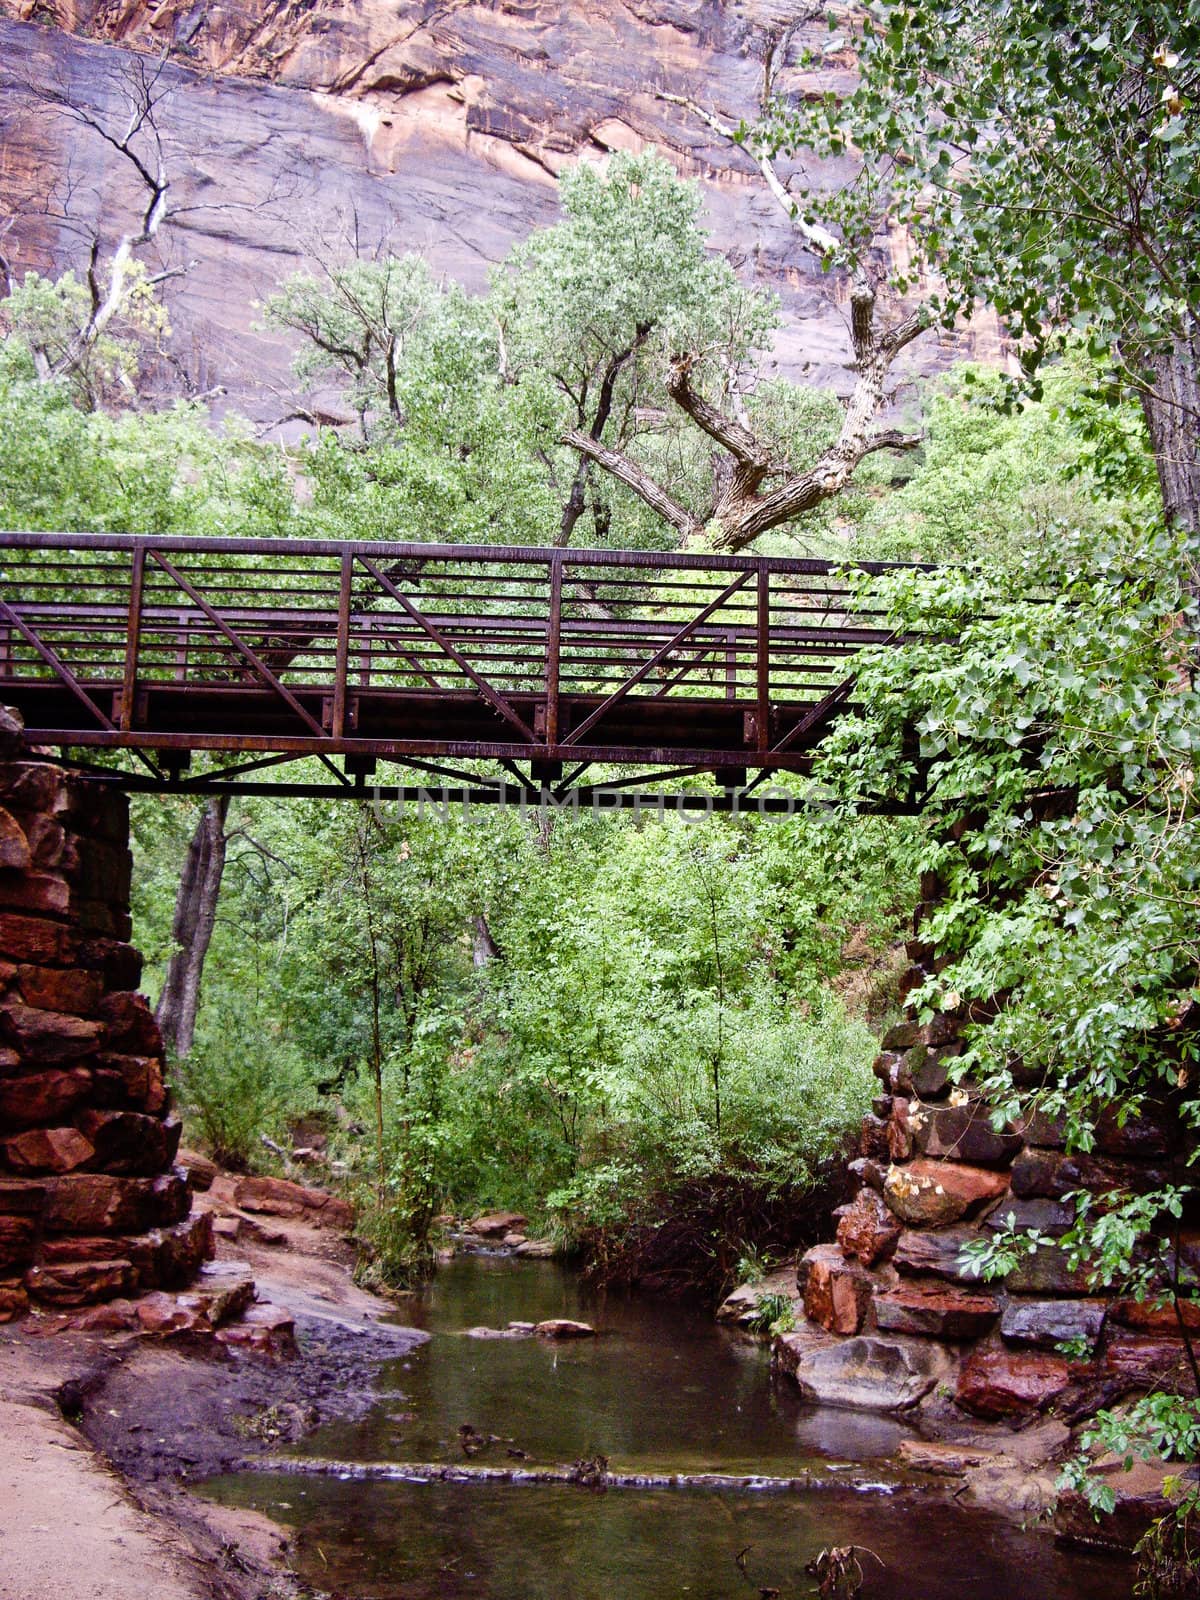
left=0, top=3, right=998, bottom=421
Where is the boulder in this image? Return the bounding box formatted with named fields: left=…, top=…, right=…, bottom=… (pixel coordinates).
left=874, top=1282, right=999, bottom=1340
left=1001, top=1298, right=1107, bottom=1351
left=1103, top=1332, right=1192, bottom=1386
left=801, top=1243, right=873, bottom=1336
left=717, top=1264, right=799, bottom=1325
left=0, top=871, right=70, bottom=918
left=847, top=1156, right=886, bottom=1193
left=514, top=1238, right=556, bottom=1259
left=911, top=1047, right=957, bottom=1100
left=1055, top=1458, right=1179, bottom=1552
left=836, top=1188, right=901, bottom=1267
left=779, top=1332, right=946, bottom=1412
left=95, top=992, right=161, bottom=1055
left=1110, top=1295, right=1200, bottom=1334
left=955, top=1346, right=1070, bottom=1419
left=1, top=1125, right=94, bottom=1174
left=91, top=1053, right=167, bottom=1113
left=883, top=1158, right=1010, bottom=1227
left=857, top=1114, right=890, bottom=1163
left=897, top=1439, right=993, bottom=1475
left=534, top=1319, right=595, bottom=1338
left=76, top=936, right=142, bottom=991
left=0, top=913, right=77, bottom=966
left=880, top=1021, right=920, bottom=1050
left=467, top=1210, right=528, bottom=1238
left=887, top=1099, right=913, bottom=1162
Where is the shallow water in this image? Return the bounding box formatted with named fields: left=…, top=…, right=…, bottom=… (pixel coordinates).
left=203, top=1254, right=1132, bottom=1599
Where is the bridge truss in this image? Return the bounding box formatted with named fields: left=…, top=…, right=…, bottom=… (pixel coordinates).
left=0, top=533, right=924, bottom=810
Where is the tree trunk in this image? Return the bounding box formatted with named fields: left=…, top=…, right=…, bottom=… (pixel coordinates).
left=1140, top=324, right=1200, bottom=543
left=472, top=914, right=501, bottom=968
left=156, top=795, right=230, bottom=1059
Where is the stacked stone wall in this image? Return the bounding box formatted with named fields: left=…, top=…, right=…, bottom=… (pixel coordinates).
left=791, top=892, right=1195, bottom=1421
left=0, top=755, right=211, bottom=1320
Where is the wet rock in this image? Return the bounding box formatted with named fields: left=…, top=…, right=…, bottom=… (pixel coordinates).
left=836, top=1188, right=901, bottom=1267
left=893, top=1225, right=990, bottom=1283
left=983, top=1197, right=1075, bottom=1238
left=501, top=1231, right=526, bottom=1247
left=883, top=1158, right=1010, bottom=1227
left=778, top=1331, right=947, bottom=1412
left=717, top=1264, right=799, bottom=1325
left=467, top=1210, right=528, bottom=1238
left=911, top=1047, right=958, bottom=1100
left=1010, top=1147, right=1172, bottom=1204
left=534, top=1319, right=595, bottom=1339
left=897, top=1439, right=992, bottom=1475
left=911, top=1103, right=1022, bottom=1167
left=886, top=1098, right=912, bottom=1162
left=801, top=1243, right=873, bottom=1336
left=955, top=1347, right=1070, bottom=1419
left=874, top=1282, right=999, bottom=1340
left=1001, top=1298, right=1107, bottom=1351
left=1110, top=1295, right=1200, bottom=1334
left=1055, top=1457, right=1178, bottom=1552
left=1004, top=1243, right=1097, bottom=1296
left=1, top=1124, right=94, bottom=1173
left=1093, top=1102, right=1177, bottom=1159
left=513, top=1238, right=556, bottom=1259
left=1103, top=1332, right=1192, bottom=1386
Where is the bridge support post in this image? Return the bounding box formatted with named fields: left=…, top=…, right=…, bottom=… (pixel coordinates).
left=0, top=711, right=211, bottom=1321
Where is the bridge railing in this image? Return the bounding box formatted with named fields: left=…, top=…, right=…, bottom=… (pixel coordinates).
left=0, top=533, right=916, bottom=771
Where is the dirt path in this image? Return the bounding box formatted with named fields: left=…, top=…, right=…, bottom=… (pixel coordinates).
left=0, top=1206, right=425, bottom=1600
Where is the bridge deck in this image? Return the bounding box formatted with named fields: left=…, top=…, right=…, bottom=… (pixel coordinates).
left=0, top=533, right=922, bottom=794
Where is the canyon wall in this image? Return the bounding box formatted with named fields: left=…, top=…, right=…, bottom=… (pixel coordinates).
left=0, top=2, right=999, bottom=423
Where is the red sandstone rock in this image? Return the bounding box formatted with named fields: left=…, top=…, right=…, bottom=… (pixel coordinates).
left=912, top=1103, right=1022, bottom=1167
left=76, top=1108, right=177, bottom=1176
left=1004, top=1242, right=1097, bottom=1296
left=0, top=1065, right=92, bottom=1128
left=178, top=1149, right=219, bottom=1191
left=881, top=1022, right=920, bottom=1050
left=0, top=912, right=77, bottom=965
left=1011, top=1147, right=1173, bottom=1205
left=66, top=1298, right=139, bottom=1333
left=0, top=1214, right=35, bottom=1269
left=0, top=870, right=70, bottom=918
left=801, top=1243, right=874, bottom=1336
left=534, top=1318, right=596, bottom=1338
left=874, top=1282, right=999, bottom=1340
left=886, top=1099, right=912, bottom=1162
left=883, top=1159, right=1010, bottom=1227
left=955, top=1347, right=1071, bottom=1419
left=76, top=936, right=142, bottom=990
left=0, top=1003, right=105, bottom=1062
left=858, top=1114, right=890, bottom=1163
left=215, top=1301, right=297, bottom=1358
left=232, top=1174, right=353, bottom=1229
left=42, top=1171, right=189, bottom=1234
left=0, top=764, right=67, bottom=813
left=91, top=1052, right=167, bottom=1113
left=2, top=1125, right=95, bottom=1174
left=893, top=1225, right=990, bottom=1283
left=836, top=1188, right=901, bottom=1267
left=25, top=1257, right=137, bottom=1306
left=0, top=808, right=30, bottom=871
left=467, top=1210, right=528, bottom=1238
left=95, top=991, right=160, bottom=1054
left=15, top=964, right=103, bottom=1014
left=19, top=814, right=71, bottom=871
left=0, top=1280, right=29, bottom=1321
left=1104, top=1332, right=1192, bottom=1385
left=1110, top=1296, right=1200, bottom=1333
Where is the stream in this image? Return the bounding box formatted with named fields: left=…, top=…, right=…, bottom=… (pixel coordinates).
left=202, top=1254, right=1132, bottom=1599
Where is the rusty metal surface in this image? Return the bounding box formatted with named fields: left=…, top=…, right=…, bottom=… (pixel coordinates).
left=0, top=533, right=924, bottom=790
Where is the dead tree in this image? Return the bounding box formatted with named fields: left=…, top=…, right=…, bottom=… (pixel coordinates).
left=156, top=796, right=230, bottom=1061
left=563, top=72, right=930, bottom=553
